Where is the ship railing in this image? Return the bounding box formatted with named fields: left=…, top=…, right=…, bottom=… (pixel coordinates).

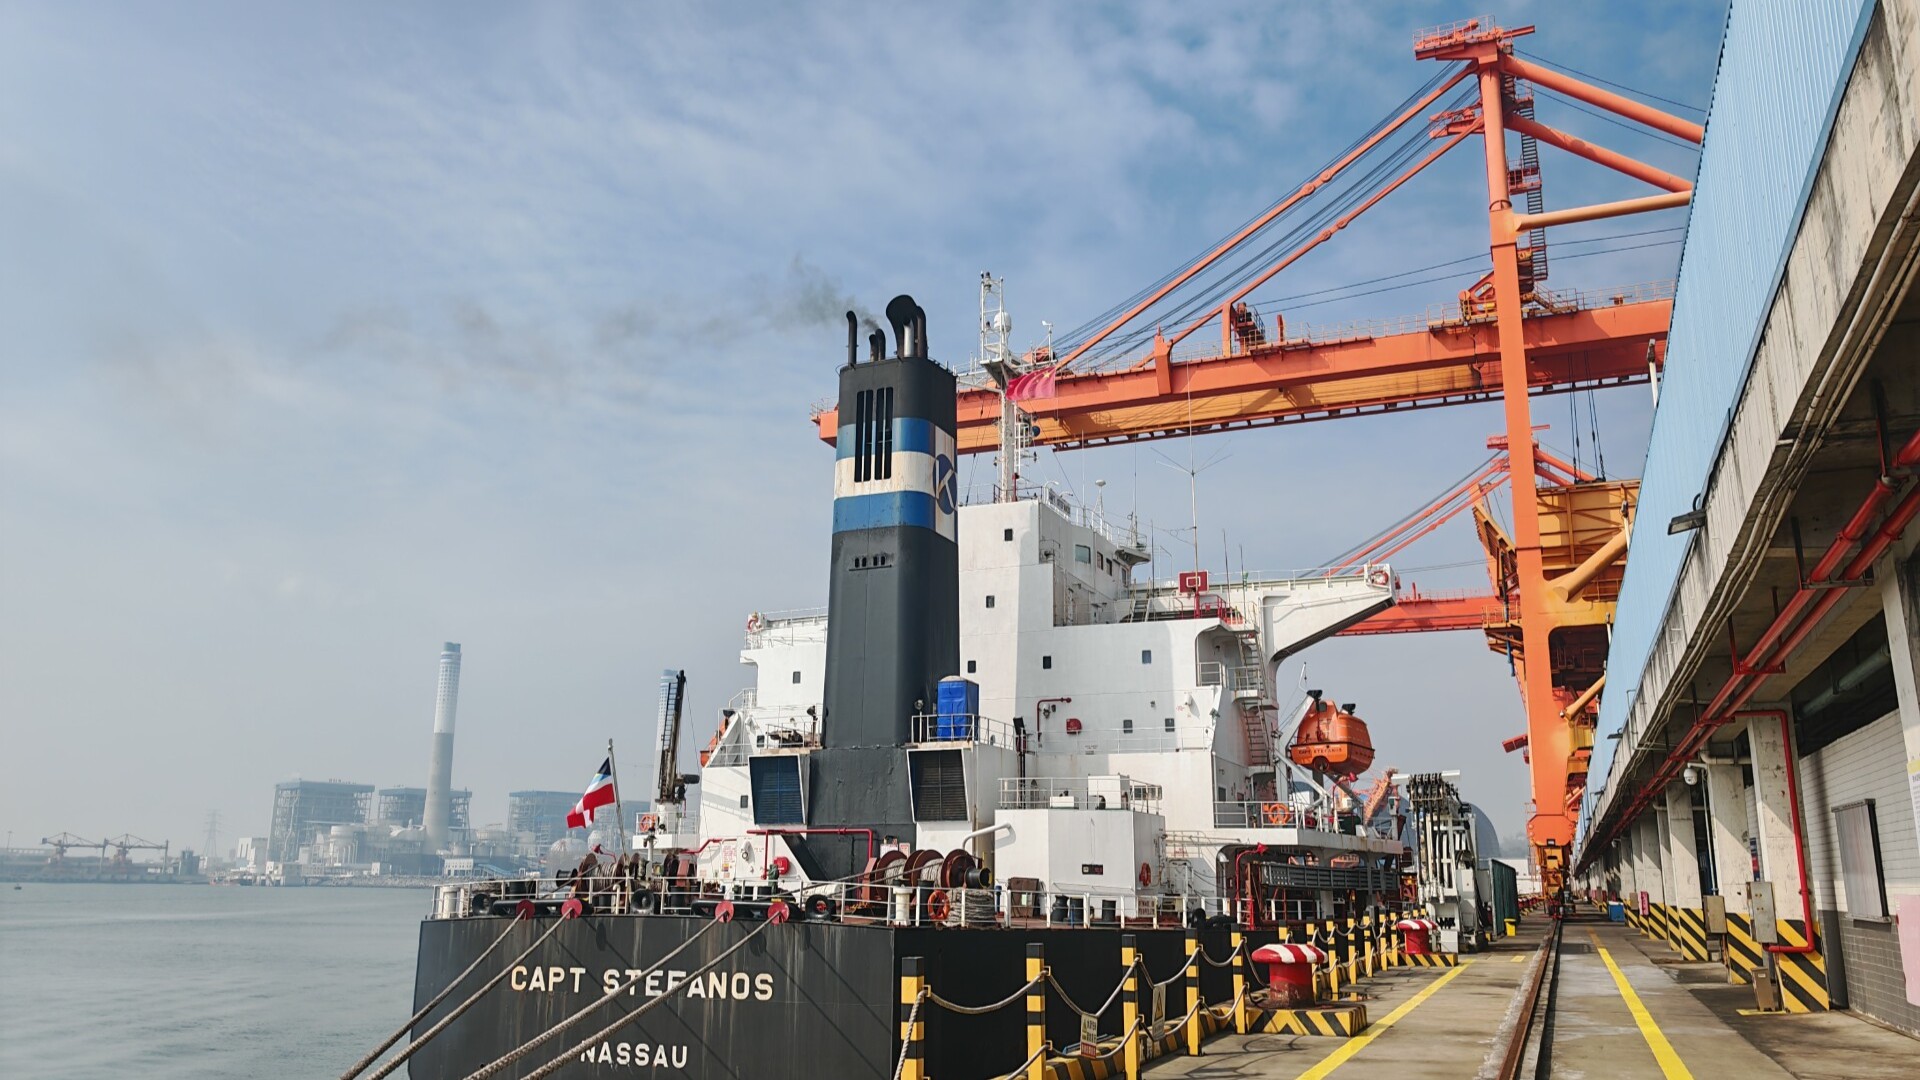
left=743, top=607, right=830, bottom=649
left=1211, top=801, right=1338, bottom=831
left=908, top=713, right=1016, bottom=748
left=999, top=776, right=1163, bottom=815
left=1030, top=727, right=1211, bottom=755
left=1198, top=663, right=1265, bottom=696
left=706, top=708, right=823, bottom=767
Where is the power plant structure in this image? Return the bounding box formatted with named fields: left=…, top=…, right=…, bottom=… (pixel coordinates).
left=422, top=641, right=461, bottom=852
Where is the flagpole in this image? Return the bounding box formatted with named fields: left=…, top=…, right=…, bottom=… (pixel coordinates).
left=606, top=738, right=630, bottom=857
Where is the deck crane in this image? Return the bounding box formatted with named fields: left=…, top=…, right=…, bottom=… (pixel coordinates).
left=812, top=19, right=1697, bottom=905
left=647, top=669, right=696, bottom=838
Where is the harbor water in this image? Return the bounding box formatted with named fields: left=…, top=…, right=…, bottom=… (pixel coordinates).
left=0, top=884, right=422, bottom=1080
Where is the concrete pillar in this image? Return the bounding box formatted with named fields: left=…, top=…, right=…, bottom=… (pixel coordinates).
left=1636, top=815, right=1666, bottom=933
left=1703, top=762, right=1751, bottom=915
left=1663, top=783, right=1704, bottom=909
left=1748, top=711, right=1807, bottom=923
left=1882, top=545, right=1920, bottom=873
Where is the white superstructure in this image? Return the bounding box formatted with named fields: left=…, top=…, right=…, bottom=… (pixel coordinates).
left=669, top=490, right=1406, bottom=913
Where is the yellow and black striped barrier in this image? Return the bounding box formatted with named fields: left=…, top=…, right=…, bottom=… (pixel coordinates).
left=898, top=958, right=926, bottom=1080
left=1721, top=914, right=1831, bottom=1012
left=1254, top=1002, right=1369, bottom=1037
left=1025, top=944, right=1046, bottom=1080
left=1667, top=906, right=1710, bottom=961
left=1398, top=952, right=1459, bottom=968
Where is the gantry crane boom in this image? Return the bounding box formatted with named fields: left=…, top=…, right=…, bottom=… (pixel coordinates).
left=816, top=293, right=1670, bottom=453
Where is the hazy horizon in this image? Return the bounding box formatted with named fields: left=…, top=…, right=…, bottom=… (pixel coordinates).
left=0, top=1, right=1725, bottom=856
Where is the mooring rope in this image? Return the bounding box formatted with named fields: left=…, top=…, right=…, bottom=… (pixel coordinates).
left=459, top=915, right=730, bottom=1080
left=505, top=917, right=778, bottom=1080
left=339, top=911, right=526, bottom=1080
left=363, top=915, right=570, bottom=1080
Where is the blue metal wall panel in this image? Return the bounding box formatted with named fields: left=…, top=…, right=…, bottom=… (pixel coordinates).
left=1591, top=1, right=1878, bottom=792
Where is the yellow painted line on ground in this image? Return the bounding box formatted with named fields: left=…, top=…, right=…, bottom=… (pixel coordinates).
left=1597, top=946, right=1694, bottom=1079
left=1290, top=961, right=1471, bottom=1079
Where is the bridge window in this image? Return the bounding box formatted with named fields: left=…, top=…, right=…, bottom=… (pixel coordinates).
left=1141, top=649, right=1153, bottom=664
left=1122, top=718, right=1134, bottom=734
left=1164, top=717, right=1176, bottom=732
left=967, top=660, right=977, bottom=674
left=1074, top=544, right=1092, bottom=563
left=1004, top=528, right=1014, bottom=541
left=1042, top=655, right=1053, bottom=670
left=985, top=595, right=996, bottom=609
left=792, top=671, right=801, bottom=684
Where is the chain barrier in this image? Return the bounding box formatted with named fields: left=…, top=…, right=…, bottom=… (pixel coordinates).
left=365, top=915, right=570, bottom=1080
left=461, top=916, right=734, bottom=1080
left=890, top=988, right=927, bottom=1080
left=1068, top=1019, right=1142, bottom=1062
left=997, top=1041, right=1052, bottom=1080
left=341, top=911, right=527, bottom=1080
left=509, top=917, right=777, bottom=1080
left=1150, top=948, right=1198, bottom=990
left=1197, top=938, right=1243, bottom=968
left=1047, top=961, right=1134, bottom=1021
left=927, top=974, right=1047, bottom=1016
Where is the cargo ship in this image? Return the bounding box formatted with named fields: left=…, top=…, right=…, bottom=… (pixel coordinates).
left=402, top=296, right=1478, bottom=1080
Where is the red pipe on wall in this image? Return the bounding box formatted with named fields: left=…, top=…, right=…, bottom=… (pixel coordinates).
left=1589, top=426, right=1920, bottom=868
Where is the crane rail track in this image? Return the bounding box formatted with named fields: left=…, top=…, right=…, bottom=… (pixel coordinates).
left=1494, top=920, right=1565, bottom=1080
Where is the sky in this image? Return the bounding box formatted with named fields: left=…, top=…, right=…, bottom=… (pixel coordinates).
left=0, top=1, right=1728, bottom=857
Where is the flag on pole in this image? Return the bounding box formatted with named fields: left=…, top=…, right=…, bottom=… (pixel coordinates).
left=566, top=758, right=617, bottom=829
left=1006, top=367, right=1057, bottom=402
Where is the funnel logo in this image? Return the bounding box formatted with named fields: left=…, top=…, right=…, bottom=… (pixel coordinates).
left=935, top=453, right=957, bottom=515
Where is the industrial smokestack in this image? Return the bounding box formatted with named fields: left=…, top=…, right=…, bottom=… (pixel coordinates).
left=422, top=642, right=461, bottom=851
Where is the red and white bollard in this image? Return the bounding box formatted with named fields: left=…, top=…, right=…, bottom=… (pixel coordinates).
left=1251, top=942, right=1326, bottom=1007
left=1395, top=917, right=1438, bottom=956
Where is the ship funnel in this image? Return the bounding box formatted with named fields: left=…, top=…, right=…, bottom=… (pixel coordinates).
left=846, top=311, right=859, bottom=367
left=812, top=290, right=959, bottom=879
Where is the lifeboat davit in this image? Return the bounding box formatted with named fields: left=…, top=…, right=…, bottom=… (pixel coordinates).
left=1288, top=691, right=1375, bottom=777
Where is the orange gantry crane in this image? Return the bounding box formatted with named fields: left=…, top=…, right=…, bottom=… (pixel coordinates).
left=813, top=20, right=1698, bottom=900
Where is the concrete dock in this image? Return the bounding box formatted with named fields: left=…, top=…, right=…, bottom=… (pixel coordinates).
left=1139, top=919, right=1917, bottom=1079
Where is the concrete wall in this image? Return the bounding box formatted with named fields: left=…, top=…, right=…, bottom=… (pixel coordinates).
left=1799, top=708, right=1920, bottom=1032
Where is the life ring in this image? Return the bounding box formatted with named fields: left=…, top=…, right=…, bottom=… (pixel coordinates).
left=925, top=890, right=951, bottom=922
left=1367, top=568, right=1390, bottom=587
left=1137, top=862, right=1153, bottom=888
left=745, top=612, right=765, bottom=634
left=1260, top=801, right=1290, bottom=826
left=637, top=813, right=660, bottom=832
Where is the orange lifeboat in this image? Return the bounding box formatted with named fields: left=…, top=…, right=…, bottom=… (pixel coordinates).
left=1288, top=691, right=1375, bottom=777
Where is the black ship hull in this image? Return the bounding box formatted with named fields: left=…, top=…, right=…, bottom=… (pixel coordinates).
left=410, top=914, right=1260, bottom=1080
